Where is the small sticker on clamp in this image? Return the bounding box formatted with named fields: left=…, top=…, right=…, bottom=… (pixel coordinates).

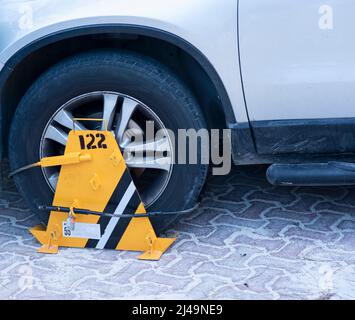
left=63, top=221, right=101, bottom=240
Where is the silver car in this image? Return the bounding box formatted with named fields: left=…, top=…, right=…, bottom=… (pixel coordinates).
left=0, top=1, right=354, bottom=229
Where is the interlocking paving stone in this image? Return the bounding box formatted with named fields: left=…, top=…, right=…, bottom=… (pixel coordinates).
left=1, top=165, right=355, bottom=300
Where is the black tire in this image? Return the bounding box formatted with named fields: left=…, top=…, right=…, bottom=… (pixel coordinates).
left=9, top=50, right=208, bottom=232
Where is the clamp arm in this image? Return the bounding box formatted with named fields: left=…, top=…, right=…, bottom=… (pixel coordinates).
left=39, top=152, right=91, bottom=167
left=9, top=152, right=91, bottom=178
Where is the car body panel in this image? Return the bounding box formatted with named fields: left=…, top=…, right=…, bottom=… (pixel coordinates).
left=239, top=0, right=355, bottom=121
left=0, top=0, right=249, bottom=123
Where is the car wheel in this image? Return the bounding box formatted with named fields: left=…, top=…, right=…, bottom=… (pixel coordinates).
left=9, top=50, right=208, bottom=232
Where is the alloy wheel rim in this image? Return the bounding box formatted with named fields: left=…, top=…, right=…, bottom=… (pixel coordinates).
left=39, top=91, right=174, bottom=208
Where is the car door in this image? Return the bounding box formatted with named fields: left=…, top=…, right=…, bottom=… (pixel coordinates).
left=239, top=0, right=355, bottom=155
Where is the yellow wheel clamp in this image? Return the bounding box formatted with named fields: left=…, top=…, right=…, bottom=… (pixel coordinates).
left=19, top=126, right=176, bottom=260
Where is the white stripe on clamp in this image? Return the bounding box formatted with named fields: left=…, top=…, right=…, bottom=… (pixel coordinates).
left=96, top=181, right=136, bottom=249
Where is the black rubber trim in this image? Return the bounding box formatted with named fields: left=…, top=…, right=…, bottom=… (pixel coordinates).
left=230, top=118, right=355, bottom=165
left=0, top=64, right=12, bottom=160
left=229, top=122, right=257, bottom=163
left=251, top=118, right=355, bottom=155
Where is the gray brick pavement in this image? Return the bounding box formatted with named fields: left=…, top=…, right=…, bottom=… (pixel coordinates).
left=1, top=164, right=355, bottom=300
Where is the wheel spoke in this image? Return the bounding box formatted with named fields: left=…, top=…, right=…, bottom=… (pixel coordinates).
left=44, top=125, right=68, bottom=145
left=102, top=94, right=119, bottom=130
left=124, top=137, right=171, bottom=155
left=125, top=155, right=171, bottom=172
left=116, top=98, right=138, bottom=143
left=53, top=109, right=85, bottom=130
left=48, top=172, right=59, bottom=188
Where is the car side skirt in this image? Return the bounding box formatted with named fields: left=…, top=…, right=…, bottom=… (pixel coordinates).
left=232, top=118, right=355, bottom=165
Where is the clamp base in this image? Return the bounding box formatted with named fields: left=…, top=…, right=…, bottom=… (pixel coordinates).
left=30, top=221, right=175, bottom=260
left=138, top=238, right=176, bottom=261
left=30, top=224, right=59, bottom=254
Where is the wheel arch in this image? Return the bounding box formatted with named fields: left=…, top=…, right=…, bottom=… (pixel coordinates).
left=0, top=24, right=236, bottom=160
